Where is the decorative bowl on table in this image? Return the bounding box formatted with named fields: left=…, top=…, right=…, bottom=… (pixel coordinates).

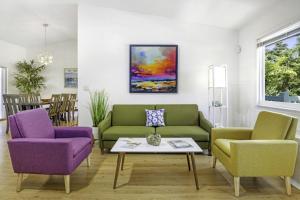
left=146, top=133, right=161, bottom=146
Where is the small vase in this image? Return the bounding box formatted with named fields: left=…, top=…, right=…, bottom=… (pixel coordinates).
left=92, top=127, right=99, bottom=140
left=146, top=133, right=161, bottom=146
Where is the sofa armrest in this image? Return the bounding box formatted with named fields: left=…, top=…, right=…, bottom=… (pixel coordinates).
left=199, top=111, right=213, bottom=133
left=211, top=128, right=252, bottom=145
left=98, top=111, right=112, bottom=145
left=7, top=138, right=73, bottom=175
left=230, top=140, right=298, bottom=176
left=55, top=127, right=93, bottom=140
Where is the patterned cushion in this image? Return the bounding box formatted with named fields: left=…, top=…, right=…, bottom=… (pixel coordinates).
left=145, top=109, right=165, bottom=127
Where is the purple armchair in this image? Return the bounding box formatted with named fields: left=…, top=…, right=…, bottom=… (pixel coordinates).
left=7, top=108, right=93, bottom=193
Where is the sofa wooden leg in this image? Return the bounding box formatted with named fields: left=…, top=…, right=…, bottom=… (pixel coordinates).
left=285, top=176, right=291, bottom=195
left=212, top=156, right=217, bottom=168
left=87, top=154, right=91, bottom=167
left=208, top=142, right=212, bottom=156
left=16, top=173, right=23, bottom=192
left=64, top=175, right=70, bottom=194
left=234, top=177, right=240, bottom=197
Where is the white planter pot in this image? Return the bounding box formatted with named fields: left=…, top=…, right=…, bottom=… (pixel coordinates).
left=92, top=127, right=99, bottom=140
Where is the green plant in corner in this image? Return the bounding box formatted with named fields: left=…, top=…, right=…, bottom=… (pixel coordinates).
left=88, top=90, right=109, bottom=127
left=14, top=60, right=46, bottom=94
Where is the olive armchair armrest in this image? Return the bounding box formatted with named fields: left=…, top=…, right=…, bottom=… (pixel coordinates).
left=230, top=140, right=298, bottom=177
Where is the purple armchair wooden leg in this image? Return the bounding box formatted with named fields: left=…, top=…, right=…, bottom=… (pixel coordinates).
left=64, top=175, right=70, bottom=194
left=16, top=173, right=23, bottom=192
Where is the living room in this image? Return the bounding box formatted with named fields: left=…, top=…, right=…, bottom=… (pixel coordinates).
left=1, top=0, right=300, bottom=199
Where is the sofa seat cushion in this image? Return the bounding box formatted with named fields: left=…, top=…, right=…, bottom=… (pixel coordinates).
left=214, top=139, right=236, bottom=157
left=70, top=137, right=91, bottom=157
left=102, top=126, right=155, bottom=140
left=156, top=126, right=209, bottom=141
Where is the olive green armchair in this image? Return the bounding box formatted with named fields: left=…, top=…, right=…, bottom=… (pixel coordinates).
left=211, top=111, right=298, bottom=197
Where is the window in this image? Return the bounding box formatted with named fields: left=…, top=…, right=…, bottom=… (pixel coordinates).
left=258, top=22, right=300, bottom=110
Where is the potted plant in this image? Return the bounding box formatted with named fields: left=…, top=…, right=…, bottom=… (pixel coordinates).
left=14, top=60, right=46, bottom=94
left=88, top=90, right=109, bottom=139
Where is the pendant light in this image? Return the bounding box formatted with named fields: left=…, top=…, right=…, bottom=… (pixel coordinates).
left=37, top=23, right=53, bottom=65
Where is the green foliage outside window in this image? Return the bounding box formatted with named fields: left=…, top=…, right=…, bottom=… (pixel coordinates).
left=265, top=36, right=300, bottom=96
left=14, top=60, right=46, bottom=94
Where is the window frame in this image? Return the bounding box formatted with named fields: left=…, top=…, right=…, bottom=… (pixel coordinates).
left=257, top=22, right=300, bottom=111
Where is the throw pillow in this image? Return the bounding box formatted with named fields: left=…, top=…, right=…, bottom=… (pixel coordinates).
left=145, top=109, right=165, bottom=127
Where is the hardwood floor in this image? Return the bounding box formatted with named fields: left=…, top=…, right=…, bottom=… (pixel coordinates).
left=1, top=122, right=300, bottom=199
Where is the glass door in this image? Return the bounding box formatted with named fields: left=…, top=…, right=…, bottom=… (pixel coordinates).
left=0, top=67, right=7, bottom=119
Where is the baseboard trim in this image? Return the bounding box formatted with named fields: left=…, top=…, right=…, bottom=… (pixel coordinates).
left=291, top=179, right=300, bottom=189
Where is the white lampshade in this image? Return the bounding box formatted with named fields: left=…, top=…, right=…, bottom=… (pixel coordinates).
left=208, top=65, right=227, bottom=88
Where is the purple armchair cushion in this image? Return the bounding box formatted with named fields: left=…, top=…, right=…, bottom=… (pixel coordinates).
left=15, top=108, right=55, bottom=138
left=54, top=127, right=93, bottom=140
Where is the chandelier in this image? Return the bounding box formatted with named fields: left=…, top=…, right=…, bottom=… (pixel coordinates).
left=37, top=24, right=53, bottom=65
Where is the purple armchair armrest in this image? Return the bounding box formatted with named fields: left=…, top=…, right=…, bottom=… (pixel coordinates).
left=8, top=138, right=74, bottom=175
left=54, top=127, right=93, bottom=140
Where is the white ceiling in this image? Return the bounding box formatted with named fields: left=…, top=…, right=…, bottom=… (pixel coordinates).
left=0, top=0, right=281, bottom=47
left=89, top=0, right=281, bottom=29
left=0, top=1, right=77, bottom=47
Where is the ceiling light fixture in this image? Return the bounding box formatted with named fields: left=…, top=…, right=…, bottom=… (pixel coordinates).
left=37, top=23, right=53, bottom=66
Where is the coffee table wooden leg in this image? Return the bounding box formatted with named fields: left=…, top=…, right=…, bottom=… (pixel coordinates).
left=113, top=153, right=122, bottom=189
left=190, top=152, right=199, bottom=190
left=186, top=153, right=191, bottom=171
left=121, top=153, right=125, bottom=170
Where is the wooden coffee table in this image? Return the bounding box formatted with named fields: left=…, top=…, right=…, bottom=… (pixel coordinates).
left=111, top=137, right=203, bottom=189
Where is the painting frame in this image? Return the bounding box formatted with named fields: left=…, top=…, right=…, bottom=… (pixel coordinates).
left=64, top=68, right=78, bottom=88
left=129, top=44, right=178, bottom=93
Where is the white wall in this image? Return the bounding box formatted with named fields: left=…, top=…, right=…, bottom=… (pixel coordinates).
left=0, top=40, right=26, bottom=94
left=26, top=40, right=77, bottom=98
left=78, top=4, right=239, bottom=126
left=238, top=0, right=300, bottom=188
left=238, top=0, right=300, bottom=127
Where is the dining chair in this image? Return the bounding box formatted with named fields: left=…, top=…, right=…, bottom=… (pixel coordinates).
left=68, top=94, right=77, bottom=125
left=3, top=94, right=21, bottom=133
left=48, top=94, right=61, bottom=125
left=19, top=94, right=29, bottom=111
left=59, top=94, right=71, bottom=125
left=29, top=94, right=41, bottom=109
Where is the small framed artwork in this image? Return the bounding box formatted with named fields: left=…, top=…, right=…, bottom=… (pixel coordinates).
left=130, top=44, right=178, bottom=93
left=64, top=68, right=78, bottom=88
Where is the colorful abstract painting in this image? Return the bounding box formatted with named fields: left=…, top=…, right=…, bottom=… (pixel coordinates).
left=130, top=45, right=178, bottom=93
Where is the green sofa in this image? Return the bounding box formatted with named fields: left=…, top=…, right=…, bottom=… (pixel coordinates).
left=98, top=104, right=213, bottom=153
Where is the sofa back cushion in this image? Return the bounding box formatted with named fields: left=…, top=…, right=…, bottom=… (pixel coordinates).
left=112, top=104, right=155, bottom=126
left=156, top=104, right=199, bottom=126
left=15, top=108, right=55, bottom=138
left=251, top=111, right=292, bottom=140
